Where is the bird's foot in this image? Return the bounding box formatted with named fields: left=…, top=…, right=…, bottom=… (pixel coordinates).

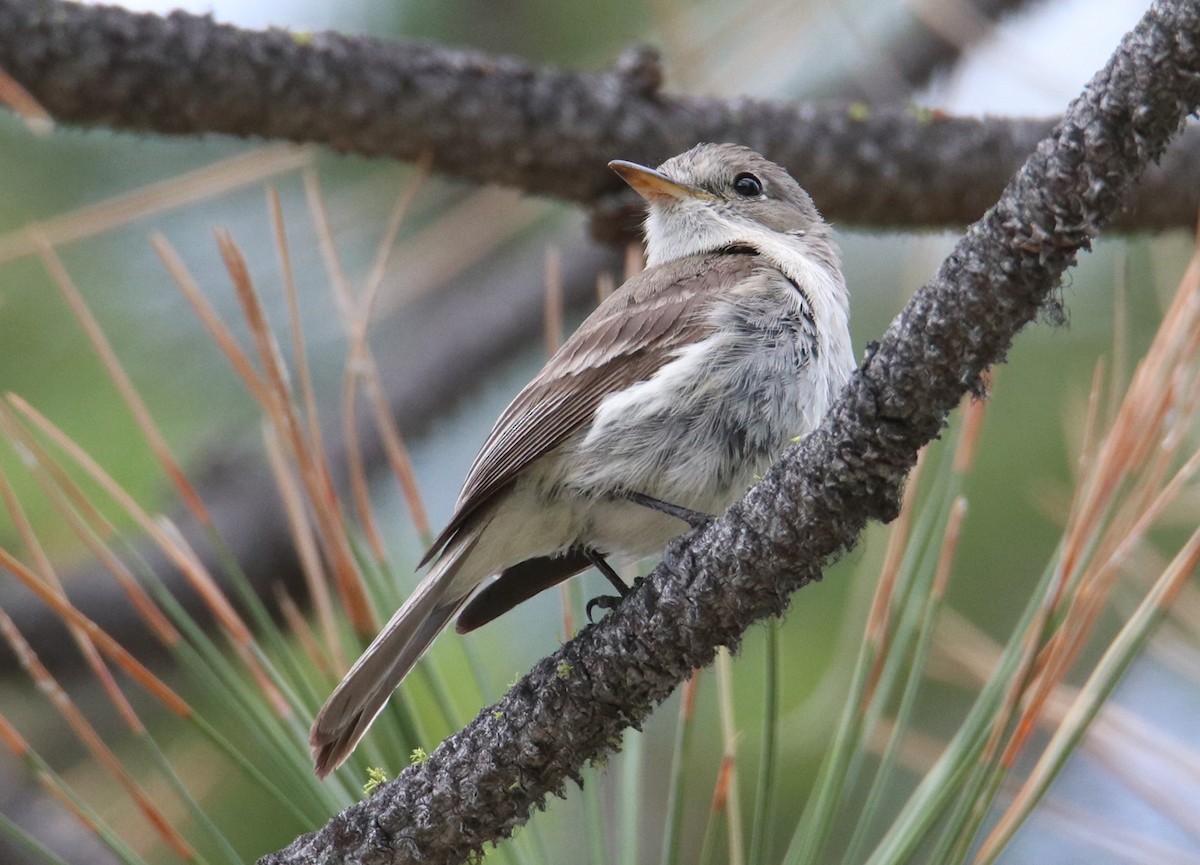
left=586, top=593, right=623, bottom=623
left=621, top=490, right=714, bottom=530
left=583, top=551, right=647, bottom=622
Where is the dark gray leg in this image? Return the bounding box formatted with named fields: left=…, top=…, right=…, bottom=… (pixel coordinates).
left=620, top=490, right=713, bottom=529
left=587, top=549, right=630, bottom=596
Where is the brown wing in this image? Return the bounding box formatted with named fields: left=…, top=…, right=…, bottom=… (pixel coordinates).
left=419, top=249, right=763, bottom=566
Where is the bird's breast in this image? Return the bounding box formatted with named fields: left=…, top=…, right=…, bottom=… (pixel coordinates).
left=557, top=274, right=830, bottom=511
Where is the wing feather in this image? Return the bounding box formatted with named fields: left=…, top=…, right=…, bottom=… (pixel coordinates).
left=419, top=250, right=763, bottom=565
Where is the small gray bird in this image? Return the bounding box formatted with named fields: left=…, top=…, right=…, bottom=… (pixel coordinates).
left=311, top=143, right=854, bottom=776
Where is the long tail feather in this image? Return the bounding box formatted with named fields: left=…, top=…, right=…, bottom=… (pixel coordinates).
left=310, top=554, right=469, bottom=778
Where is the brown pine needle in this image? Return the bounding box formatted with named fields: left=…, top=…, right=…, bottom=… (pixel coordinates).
left=953, top=372, right=991, bottom=475
left=1058, top=360, right=1107, bottom=570
left=4, top=394, right=264, bottom=659
left=0, top=402, right=179, bottom=647
left=0, top=145, right=313, bottom=265
left=302, top=168, right=355, bottom=322
left=269, top=187, right=334, bottom=539
left=262, top=422, right=343, bottom=669
left=974, top=232, right=1200, bottom=802
left=363, top=361, right=432, bottom=542
left=1002, top=254, right=1200, bottom=766
left=1009, top=449, right=1200, bottom=766
left=0, top=547, right=191, bottom=718
left=275, top=583, right=333, bottom=675
left=215, top=230, right=294, bottom=404
left=0, top=63, right=52, bottom=133
left=0, top=609, right=195, bottom=860
left=372, top=188, right=549, bottom=319
left=981, top=525, right=1200, bottom=860
left=0, top=464, right=142, bottom=731
left=934, top=611, right=1199, bottom=790
left=1107, top=249, right=1130, bottom=427
left=35, top=235, right=212, bottom=526
left=303, top=170, right=388, bottom=558
left=152, top=233, right=272, bottom=404
left=680, top=673, right=700, bottom=723
left=359, top=153, right=433, bottom=323
left=933, top=497, right=968, bottom=600
left=161, top=222, right=371, bottom=632
left=270, top=186, right=323, bottom=431
left=1066, top=247, right=1200, bottom=567
left=352, top=162, right=435, bottom=544
left=862, top=445, right=926, bottom=709
left=266, top=186, right=374, bottom=632
left=714, top=648, right=745, bottom=865
left=0, top=711, right=31, bottom=759
left=155, top=515, right=291, bottom=718
left=710, top=754, right=736, bottom=814
left=214, top=228, right=374, bottom=635
left=340, top=373, right=387, bottom=561
left=307, top=167, right=433, bottom=548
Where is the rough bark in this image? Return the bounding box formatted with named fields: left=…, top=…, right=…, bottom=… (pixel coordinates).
left=258, top=1, right=1200, bottom=863
left=0, top=0, right=1198, bottom=232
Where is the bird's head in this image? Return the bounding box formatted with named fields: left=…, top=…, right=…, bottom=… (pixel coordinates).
left=609, top=143, right=828, bottom=267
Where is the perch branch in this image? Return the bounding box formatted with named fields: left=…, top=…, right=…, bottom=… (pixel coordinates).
left=0, top=0, right=1197, bottom=232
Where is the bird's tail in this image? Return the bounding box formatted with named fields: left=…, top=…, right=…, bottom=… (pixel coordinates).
left=309, top=542, right=476, bottom=778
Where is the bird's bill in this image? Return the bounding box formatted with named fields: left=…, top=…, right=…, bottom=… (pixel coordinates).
left=609, top=160, right=710, bottom=203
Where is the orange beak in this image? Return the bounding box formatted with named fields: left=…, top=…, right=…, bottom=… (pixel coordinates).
left=608, top=160, right=708, bottom=203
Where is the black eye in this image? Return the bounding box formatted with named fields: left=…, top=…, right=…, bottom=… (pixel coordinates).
left=733, top=172, right=763, bottom=197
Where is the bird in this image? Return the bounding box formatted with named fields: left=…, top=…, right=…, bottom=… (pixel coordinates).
left=310, top=142, right=855, bottom=777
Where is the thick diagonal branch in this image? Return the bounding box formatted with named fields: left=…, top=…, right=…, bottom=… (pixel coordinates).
left=258, top=1, right=1200, bottom=863
left=0, top=0, right=1198, bottom=231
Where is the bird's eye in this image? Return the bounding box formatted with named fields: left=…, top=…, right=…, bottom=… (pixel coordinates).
left=733, top=172, right=764, bottom=197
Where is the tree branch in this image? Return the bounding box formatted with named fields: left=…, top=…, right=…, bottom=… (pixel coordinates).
left=258, top=1, right=1200, bottom=863
left=1, top=0, right=1198, bottom=232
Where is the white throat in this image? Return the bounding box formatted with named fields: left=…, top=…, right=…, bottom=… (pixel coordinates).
left=642, top=201, right=746, bottom=267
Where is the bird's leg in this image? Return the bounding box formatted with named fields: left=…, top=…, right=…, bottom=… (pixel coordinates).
left=584, top=549, right=634, bottom=622
left=620, top=490, right=714, bottom=530
left=588, top=549, right=631, bottom=596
